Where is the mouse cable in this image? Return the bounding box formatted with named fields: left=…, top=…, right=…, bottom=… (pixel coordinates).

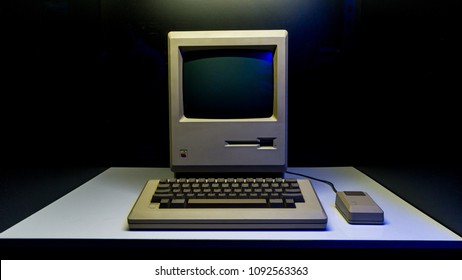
left=286, top=170, right=338, bottom=193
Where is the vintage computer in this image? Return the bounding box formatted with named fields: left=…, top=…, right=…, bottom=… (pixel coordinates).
left=168, top=30, right=288, bottom=175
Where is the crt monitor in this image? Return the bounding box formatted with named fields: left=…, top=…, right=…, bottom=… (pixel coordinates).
left=168, top=30, right=288, bottom=175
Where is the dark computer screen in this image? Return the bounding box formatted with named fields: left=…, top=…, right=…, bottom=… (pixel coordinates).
left=181, top=48, right=275, bottom=119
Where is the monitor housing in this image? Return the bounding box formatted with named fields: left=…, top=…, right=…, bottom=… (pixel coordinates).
left=168, top=30, right=288, bottom=176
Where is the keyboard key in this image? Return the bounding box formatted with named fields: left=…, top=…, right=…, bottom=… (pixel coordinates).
left=285, top=199, right=296, bottom=208
left=282, top=193, right=305, bottom=202
left=154, top=188, right=171, bottom=194
left=151, top=193, right=173, bottom=202
left=159, top=198, right=170, bottom=208
left=187, top=199, right=268, bottom=208
left=171, top=199, right=186, bottom=208
left=285, top=188, right=302, bottom=193
left=269, top=199, right=284, bottom=208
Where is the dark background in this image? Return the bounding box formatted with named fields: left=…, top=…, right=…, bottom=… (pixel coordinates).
left=2, top=0, right=461, bottom=168
left=1, top=1, right=462, bottom=239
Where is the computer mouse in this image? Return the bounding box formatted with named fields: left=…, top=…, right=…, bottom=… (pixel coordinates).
left=335, top=191, right=384, bottom=225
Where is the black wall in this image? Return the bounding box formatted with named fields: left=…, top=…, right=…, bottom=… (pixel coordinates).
left=2, top=0, right=461, bottom=168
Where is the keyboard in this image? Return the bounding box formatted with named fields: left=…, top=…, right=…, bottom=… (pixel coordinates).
left=127, top=177, right=328, bottom=230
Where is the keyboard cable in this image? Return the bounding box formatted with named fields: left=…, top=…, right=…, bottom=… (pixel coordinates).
left=285, top=170, right=338, bottom=193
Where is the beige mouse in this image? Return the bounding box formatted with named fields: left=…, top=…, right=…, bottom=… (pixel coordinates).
left=335, top=191, right=384, bottom=224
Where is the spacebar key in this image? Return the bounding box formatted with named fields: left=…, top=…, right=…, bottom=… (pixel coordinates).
left=187, top=199, right=267, bottom=208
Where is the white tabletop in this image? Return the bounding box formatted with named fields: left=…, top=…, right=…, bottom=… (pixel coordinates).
left=1, top=167, right=460, bottom=241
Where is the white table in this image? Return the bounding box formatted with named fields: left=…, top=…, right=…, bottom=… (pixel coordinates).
left=1, top=167, right=460, bottom=242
